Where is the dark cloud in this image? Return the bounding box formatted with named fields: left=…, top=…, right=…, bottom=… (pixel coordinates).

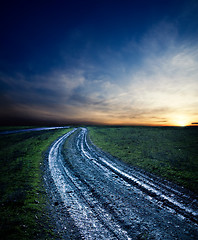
left=0, top=1, right=198, bottom=126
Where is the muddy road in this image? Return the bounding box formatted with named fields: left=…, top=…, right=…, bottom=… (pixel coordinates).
left=43, top=128, right=198, bottom=239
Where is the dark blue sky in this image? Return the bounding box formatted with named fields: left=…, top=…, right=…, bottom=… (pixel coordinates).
left=0, top=0, right=198, bottom=125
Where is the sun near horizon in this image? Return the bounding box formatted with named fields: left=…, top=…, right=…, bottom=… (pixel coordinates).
left=0, top=1, right=198, bottom=129
left=84, top=115, right=196, bottom=128
left=170, top=116, right=195, bottom=127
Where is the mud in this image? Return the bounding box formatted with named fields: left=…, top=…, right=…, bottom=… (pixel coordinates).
left=43, top=128, right=198, bottom=239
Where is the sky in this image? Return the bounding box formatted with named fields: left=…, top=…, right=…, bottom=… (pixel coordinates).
left=0, top=0, right=198, bottom=126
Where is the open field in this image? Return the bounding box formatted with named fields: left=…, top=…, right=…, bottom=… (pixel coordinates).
left=0, top=126, right=197, bottom=239
left=88, top=126, right=198, bottom=194
left=0, top=128, right=72, bottom=240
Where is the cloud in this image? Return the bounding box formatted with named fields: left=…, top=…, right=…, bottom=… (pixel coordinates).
left=102, top=31, right=198, bottom=124
left=1, top=19, right=198, bottom=126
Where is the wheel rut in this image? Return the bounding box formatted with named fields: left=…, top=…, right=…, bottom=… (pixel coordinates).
left=44, top=127, right=198, bottom=239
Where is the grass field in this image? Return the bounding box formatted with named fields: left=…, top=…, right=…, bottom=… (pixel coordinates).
left=1, top=126, right=197, bottom=239
left=0, top=128, right=72, bottom=240
left=88, top=126, right=198, bottom=194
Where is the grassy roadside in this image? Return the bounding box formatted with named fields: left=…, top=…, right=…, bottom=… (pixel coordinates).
left=0, top=128, right=72, bottom=240
left=88, top=126, right=198, bottom=194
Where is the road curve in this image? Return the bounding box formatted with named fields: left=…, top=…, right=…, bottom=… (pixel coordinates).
left=44, top=127, right=198, bottom=239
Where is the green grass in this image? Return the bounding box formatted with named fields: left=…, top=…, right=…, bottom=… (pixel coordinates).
left=88, top=126, right=198, bottom=194
left=0, top=128, right=72, bottom=240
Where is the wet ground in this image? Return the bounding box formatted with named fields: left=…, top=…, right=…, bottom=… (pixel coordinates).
left=43, top=128, right=198, bottom=239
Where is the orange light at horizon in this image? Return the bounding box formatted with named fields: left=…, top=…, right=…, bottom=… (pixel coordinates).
left=170, top=116, right=191, bottom=127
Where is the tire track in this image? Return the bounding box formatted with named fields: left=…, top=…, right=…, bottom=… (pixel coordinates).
left=79, top=128, right=198, bottom=226
left=48, top=128, right=131, bottom=239
left=81, top=128, right=198, bottom=221
left=46, top=127, right=198, bottom=239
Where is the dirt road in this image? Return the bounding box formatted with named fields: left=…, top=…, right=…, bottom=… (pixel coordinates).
left=43, top=128, right=198, bottom=239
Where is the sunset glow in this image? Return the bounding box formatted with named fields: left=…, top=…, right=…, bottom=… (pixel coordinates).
left=173, top=118, right=190, bottom=127
left=0, top=1, right=198, bottom=126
